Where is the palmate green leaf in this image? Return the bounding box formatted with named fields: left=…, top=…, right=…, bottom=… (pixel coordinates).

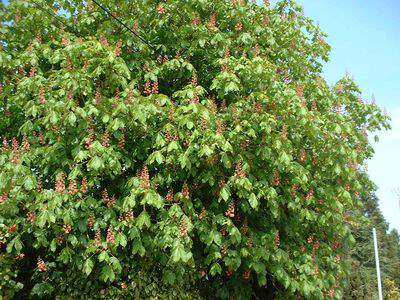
left=248, top=193, right=258, bottom=209
left=98, top=251, right=109, bottom=263
left=83, top=258, right=94, bottom=276
left=179, top=153, right=192, bottom=170
left=24, top=176, right=35, bottom=190
left=219, top=186, right=230, bottom=201
left=210, top=263, right=222, bottom=276
left=109, top=256, right=122, bottom=273
left=132, top=239, right=146, bottom=257
left=100, top=265, right=115, bottom=282
left=136, top=211, right=151, bottom=229
left=50, top=239, right=57, bottom=252
left=58, top=247, right=73, bottom=264
left=167, top=141, right=179, bottom=152
left=171, top=241, right=184, bottom=263
left=228, top=226, right=242, bottom=245
left=171, top=240, right=192, bottom=263
left=31, top=283, right=54, bottom=297
left=155, top=151, right=164, bottom=164
left=199, top=145, right=213, bottom=157
left=142, top=191, right=164, bottom=208
left=163, top=269, right=176, bottom=285
left=87, top=156, right=104, bottom=171
left=6, top=237, right=18, bottom=253
left=67, top=112, right=76, bottom=126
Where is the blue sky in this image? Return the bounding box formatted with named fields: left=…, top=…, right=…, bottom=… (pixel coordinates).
left=270, top=0, right=400, bottom=232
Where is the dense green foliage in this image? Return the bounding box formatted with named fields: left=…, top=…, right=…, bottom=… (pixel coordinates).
left=345, top=193, right=400, bottom=300
left=0, top=0, right=390, bottom=299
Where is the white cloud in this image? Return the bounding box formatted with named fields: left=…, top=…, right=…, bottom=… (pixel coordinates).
left=368, top=106, right=400, bottom=232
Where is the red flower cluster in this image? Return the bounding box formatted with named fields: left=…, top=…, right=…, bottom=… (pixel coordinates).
left=87, top=0, right=93, bottom=12
left=157, top=4, right=165, bottom=15
left=81, top=177, right=88, bottom=193
left=123, top=210, right=134, bottom=222
left=299, top=148, right=307, bottom=162
left=15, top=253, right=25, bottom=260
left=327, top=288, right=335, bottom=299
left=290, top=184, right=298, bottom=197
left=102, top=130, right=110, bottom=147
left=243, top=270, right=250, bottom=280
left=11, top=137, right=20, bottom=164
left=55, top=173, right=66, bottom=193
left=168, top=100, right=175, bottom=121
left=191, top=72, right=197, bottom=86
left=253, top=100, right=262, bottom=113
left=35, top=32, right=42, bottom=44
left=66, top=58, right=73, bottom=71
left=241, top=222, right=249, bottom=234
left=182, top=182, right=190, bottom=199
left=0, top=192, right=8, bottom=204
left=114, top=39, right=122, bottom=57
left=119, top=134, right=125, bottom=149
left=166, top=189, right=174, bottom=202
left=235, top=161, right=246, bottom=177
left=37, top=258, right=47, bottom=272
left=94, top=230, right=102, bottom=247
left=9, top=224, right=17, bottom=232
left=27, top=211, right=35, bottom=223
left=263, top=15, right=269, bottom=26
left=192, top=16, right=201, bottom=26
left=334, top=254, right=341, bottom=264
left=152, top=79, right=159, bottom=94
left=225, top=202, right=235, bottom=218
left=99, top=34, right=109, bottom=47
left=39, top=131, right=45, bottom=145
left=201, top=116, right=207, bottom=131
left=107, top=196, right=116, bottom=208
left=273, top=171, right=280, bottom=186
left=102, top=189, right=110, bottom=205
left=274, top=231, right=280, bottom=247
left=191, top=92, right=199, bottom=104
left=87, top=215, right=95, bottom=228
left=281, top=124, right=288, bottom=138
left=61, top=34, right=69, bottom=47
left=144, top=80, right=151, bottom=94
left=63, top=224, right=72, bottom=234
left=208, top=14, right=217, bottom=30
left=199, top=208, right=206, bottom=221
left=95, top=87, right=101, bottom=105
left=38, top=87, right=46, bottom=104
left=22, top=135, right=30, bottom=152
left=306, top=189, right=314, bottom=201
left=226, top=266, right=233, bottom=277
left=221, top=243, right=228, bottom=255
left=140, top=165, right=150, bottom=189
left=179, top=218, right=188, bottom=237
left=106, top=225, right=115, bottom=244
left=133, top=19, right=139, bottom=32
left=68, top=179, right=78, bottom=195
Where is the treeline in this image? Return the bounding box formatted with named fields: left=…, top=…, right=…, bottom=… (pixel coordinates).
left=345, top=193, right=400, bottom=299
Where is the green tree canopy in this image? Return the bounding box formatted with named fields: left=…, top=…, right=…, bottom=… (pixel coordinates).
left=0, top=0, right=390, bottom=299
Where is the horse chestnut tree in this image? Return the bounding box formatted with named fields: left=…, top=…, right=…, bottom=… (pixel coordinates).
left=0, top=0, right=389, bottom=299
